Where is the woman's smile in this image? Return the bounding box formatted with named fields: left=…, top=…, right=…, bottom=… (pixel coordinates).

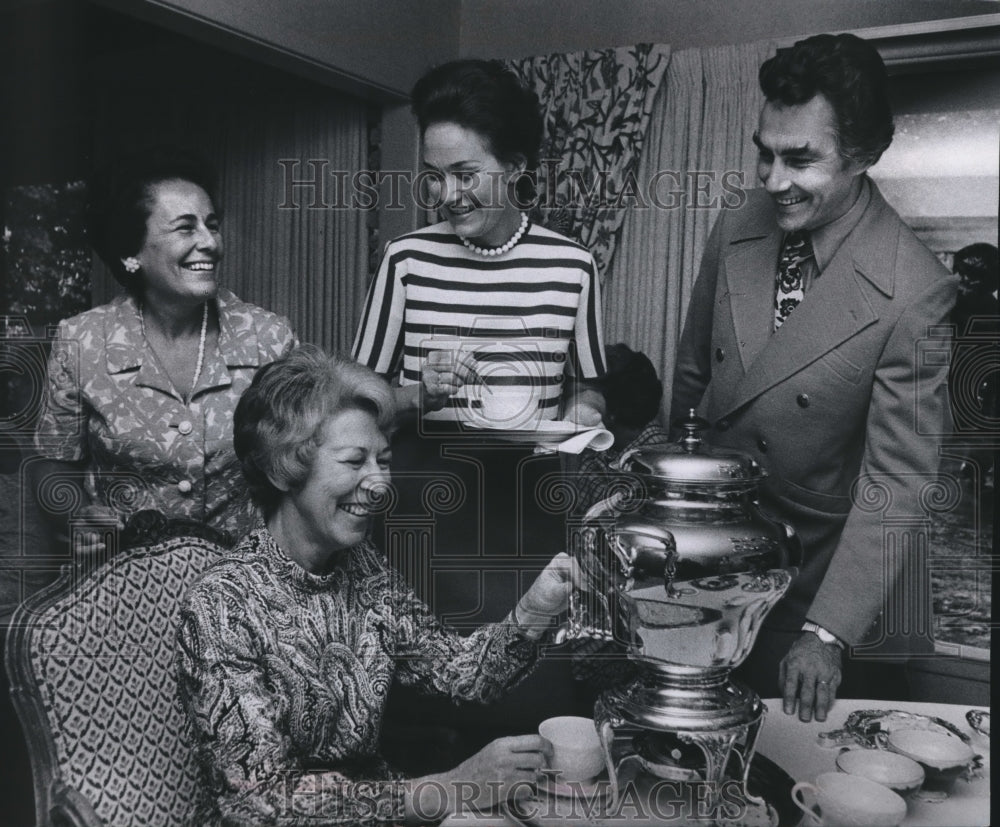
left=271, top=408, right=392, bottom=563
left=421, top=121, right=524, bottom=248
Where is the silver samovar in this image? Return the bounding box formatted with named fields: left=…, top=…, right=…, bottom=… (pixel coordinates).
left=557, top=412, right=801, bottom=812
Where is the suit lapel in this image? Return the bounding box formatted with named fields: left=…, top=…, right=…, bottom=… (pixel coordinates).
left=716, top=183, right=897, bottom=417
left=724, top=257, right=879, bottom=413
left=725, top=230, right=783, bottom=372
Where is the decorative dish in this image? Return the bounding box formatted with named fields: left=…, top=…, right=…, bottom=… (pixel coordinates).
left=818, top=709, right=972, bottom=750
left=966, top=709, right=989, bottom=739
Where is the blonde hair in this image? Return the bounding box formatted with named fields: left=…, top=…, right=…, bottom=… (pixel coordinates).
left=234, top=345, right=395, bottom=516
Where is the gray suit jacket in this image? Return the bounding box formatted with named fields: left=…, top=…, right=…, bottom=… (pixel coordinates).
left=670, top=182, right=957, bottom=651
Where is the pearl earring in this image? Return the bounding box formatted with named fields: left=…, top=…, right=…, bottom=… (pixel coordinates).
left=123, top=257, right=141, bottom=274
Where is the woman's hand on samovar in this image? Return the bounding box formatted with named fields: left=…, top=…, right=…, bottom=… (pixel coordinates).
left=778, top=633, right=843, bottom=723
left=514, top=552, right=583, bottom=639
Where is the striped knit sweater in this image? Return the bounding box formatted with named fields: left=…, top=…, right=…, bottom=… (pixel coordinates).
left=352, top=220, right=606, bottom=423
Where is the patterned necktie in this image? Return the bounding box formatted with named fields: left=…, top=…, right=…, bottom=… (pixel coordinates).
left=774, top=230, right=813, bottom=330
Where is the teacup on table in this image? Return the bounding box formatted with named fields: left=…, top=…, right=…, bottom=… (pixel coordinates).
left=792, top=771, right=906, bottom=826
left=538, top=716, right=605, bottom=784
left=886, top=728, right=975, bottom=797
left=835, top=748, right=925, bottom=797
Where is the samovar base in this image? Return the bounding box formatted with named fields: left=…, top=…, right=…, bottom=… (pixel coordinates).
left=594, top=667, right=767, bottom=816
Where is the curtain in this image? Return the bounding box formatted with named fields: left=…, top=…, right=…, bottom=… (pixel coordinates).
left=90, top=78, right=371, bottom=355
left=508, top=44, right=670, bottom=277
left=604, top=40, right=775, bottom=418
left=209, top=92, right=371, bottom=354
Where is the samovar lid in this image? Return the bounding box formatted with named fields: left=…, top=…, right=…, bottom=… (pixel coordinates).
left=619, top=410, right=764, bottom=486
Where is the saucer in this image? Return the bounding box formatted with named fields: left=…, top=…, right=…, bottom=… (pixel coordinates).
left=536, top=773, right=612, bottom=801
left=465, top=419, right=584, bottom=444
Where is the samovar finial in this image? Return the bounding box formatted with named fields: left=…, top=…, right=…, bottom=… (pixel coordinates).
left=675, top=408, right=712, bottom=453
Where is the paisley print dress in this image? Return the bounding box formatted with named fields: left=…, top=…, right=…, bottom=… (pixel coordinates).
left=175, top=529, right=542, bottom=825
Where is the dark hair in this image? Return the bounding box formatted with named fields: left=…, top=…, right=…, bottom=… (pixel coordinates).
left=411, top=59, right=543, bottom=203
left=759, top=33, right=894, bottom=167
left=234, top=346, right=396, bottom=519
left=602, top=343, right=662, bottom=429
left=953, top=242, right=999, bottom=294
left=88, top=145, right=220, bottom=292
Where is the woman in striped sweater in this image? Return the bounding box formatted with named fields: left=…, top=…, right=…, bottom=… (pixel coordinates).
left=353, top=59, right=607, bottom=428
left=351, top=60, right=608, bottom=756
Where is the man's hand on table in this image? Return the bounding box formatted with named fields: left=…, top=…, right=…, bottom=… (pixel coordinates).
left=779, top=632, right=843, bottom=723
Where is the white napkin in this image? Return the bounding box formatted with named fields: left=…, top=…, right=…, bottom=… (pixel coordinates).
left=534, top=425, right=614, bottom=455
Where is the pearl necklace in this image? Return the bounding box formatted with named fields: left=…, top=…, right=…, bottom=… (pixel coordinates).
left=461, top=211, right=529, bottom=257
left=139, top=302, right=208, bottom=403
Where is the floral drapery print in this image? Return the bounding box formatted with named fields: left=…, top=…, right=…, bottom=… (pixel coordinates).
left=604, top=41, right=774, bottom=419
left=508, top=43, right=670, bottom=278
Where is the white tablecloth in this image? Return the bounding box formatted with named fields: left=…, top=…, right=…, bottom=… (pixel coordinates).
left=441, top=699, right=990, bottom=826
left=756, top=698, right=990, bottom=827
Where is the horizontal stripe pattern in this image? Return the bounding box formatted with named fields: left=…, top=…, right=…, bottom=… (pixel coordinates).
left=352, top=220, right=606, bottom=423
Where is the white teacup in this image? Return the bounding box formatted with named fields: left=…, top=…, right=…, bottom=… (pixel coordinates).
left=886, top=729, right=975, bottom=796
left=425, top=338, right=546, bottom=430
left=836, top=748, right=925, bottom=797
left=472, top=385, right=541, bottom=429
left=538, top=716, right=605, bottom=783
left=792, top=771, right=906, bottom=826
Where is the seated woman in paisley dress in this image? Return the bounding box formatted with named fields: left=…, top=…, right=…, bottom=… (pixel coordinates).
left=175, top=346, right=577, bottom=825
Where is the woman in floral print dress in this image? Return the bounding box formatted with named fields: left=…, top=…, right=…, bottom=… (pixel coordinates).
left=33, top=147, right=296, bottom=545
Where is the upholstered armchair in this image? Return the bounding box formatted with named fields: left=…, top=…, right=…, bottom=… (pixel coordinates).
left=4, top=511, right=232, bottom=827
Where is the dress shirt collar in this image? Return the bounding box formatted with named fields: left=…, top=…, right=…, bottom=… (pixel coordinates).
left=807, top=176, right=872, bottom=272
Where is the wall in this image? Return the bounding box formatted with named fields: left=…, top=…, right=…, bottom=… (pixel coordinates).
left=83, top=1, right=1000, bottom=95
left=458, top=0, right=999, bottom=58
left=66, top=1, right=999, bottom=241
left=92, top=0, right=461, bottom=100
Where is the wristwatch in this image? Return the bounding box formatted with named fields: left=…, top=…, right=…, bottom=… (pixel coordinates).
left=802, top=622, right=845, bottom=649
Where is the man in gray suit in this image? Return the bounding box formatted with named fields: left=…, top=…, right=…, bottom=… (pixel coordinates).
left=670, top=33, right=956, bottom=722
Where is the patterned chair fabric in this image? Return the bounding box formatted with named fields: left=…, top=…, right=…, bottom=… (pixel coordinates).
left=5, top=512, right=231, bottom=827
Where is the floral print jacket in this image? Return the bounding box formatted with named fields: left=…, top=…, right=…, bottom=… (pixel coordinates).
left=34, top=289, right=296, bottom=539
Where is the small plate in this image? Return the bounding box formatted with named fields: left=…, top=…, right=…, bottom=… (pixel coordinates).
left=464, top=420, right=588, bottom=445
left=536, top=773, right=613, bottom=801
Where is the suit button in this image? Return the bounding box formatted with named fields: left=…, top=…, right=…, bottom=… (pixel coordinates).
left=715, top=347, right=725, bottom=363
left=177, top=480, right=193, bottom=494
left=178, top=420, right=193, bottom=435
left=717, top=419, right=730, bottom=431
left=796, top=394, right=810, bottom=408
left=757, top=437, right=768, bottom=452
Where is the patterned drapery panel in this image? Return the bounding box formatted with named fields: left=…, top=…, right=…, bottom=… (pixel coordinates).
left=508, top=44, right=671, bottom=278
